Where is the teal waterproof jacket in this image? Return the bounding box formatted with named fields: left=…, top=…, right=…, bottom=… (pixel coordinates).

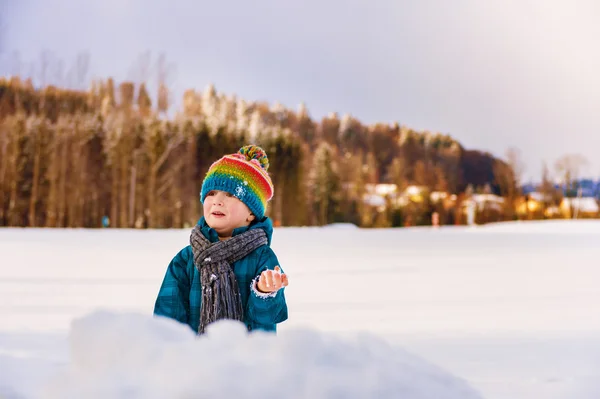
left=153, top=216, right=288, bottom=333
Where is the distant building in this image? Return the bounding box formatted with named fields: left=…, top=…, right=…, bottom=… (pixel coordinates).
left=560, top=197, right=599, bottom=218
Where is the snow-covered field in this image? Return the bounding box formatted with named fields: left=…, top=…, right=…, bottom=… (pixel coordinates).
left=1, top=220, right=599, bottom=398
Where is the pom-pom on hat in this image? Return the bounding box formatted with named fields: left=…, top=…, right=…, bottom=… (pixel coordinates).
left=200, top=145, right=274, bottom=219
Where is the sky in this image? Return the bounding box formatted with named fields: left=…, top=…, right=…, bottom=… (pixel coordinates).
left=2, top=0, right=600, bottom=181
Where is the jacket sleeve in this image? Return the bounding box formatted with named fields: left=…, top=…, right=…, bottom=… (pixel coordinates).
left=246, top=247, right=289, bottom=327
left=153, top=247, right=191, bottom=326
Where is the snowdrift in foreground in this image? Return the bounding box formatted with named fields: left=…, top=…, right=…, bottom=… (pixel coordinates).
left=41, top=311, right=483, bottom=399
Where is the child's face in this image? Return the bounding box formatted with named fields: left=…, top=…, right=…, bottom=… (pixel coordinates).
left=203, top=190, right=255, bottom=239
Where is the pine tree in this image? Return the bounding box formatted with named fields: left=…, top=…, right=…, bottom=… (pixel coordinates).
left=308, top=142, right=341, bottom=225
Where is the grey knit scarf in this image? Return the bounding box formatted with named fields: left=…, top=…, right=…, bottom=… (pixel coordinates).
left=190, top=225, right=268, bottom=334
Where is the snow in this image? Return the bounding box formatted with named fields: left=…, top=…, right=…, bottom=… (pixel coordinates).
left=1, top=219, right=600, bottom=398
left=364, top=193, right=386, bottom=207
left=526, top=191, right=552, bottom=203
left=563, top=197, right=599, bottom=213
left=38, top=312, right=481, bottom=399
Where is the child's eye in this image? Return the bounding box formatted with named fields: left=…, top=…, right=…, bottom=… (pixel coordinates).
left=225, top=192, right=233, bottom=197
left=207, top=191, right=215, bottom=196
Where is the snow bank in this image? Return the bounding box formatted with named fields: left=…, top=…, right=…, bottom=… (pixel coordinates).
left=40, top=311, right=482, bottom=399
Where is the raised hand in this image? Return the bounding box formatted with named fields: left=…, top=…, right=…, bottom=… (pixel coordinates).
left=257, top=266, right=289, bottom=293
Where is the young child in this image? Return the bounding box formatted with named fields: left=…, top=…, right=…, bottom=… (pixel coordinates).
left=154, top=145, right=289, bottom=334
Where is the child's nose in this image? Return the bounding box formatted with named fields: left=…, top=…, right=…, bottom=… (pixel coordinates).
left=214, top=192, right=225, bottom=204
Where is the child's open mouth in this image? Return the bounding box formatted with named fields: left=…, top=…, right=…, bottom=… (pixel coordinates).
left=212, top=211, right=225, bottom=217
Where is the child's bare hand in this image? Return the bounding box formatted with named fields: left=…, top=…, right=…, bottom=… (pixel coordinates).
left=257, top=266, right=289, bottom=293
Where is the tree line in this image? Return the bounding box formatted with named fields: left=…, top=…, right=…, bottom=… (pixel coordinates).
left=0, top=75, right=516, bottom=228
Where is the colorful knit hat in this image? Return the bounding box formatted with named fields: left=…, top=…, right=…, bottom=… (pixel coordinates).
left=200, top=145, right=274, bottom=219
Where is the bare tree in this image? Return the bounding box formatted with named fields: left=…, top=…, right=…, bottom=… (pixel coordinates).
left=27, top=116, right=47, bottom=226
left=66, top=52, right=90, bottom=89
left=56, top=117, right=71, bottom=227
left=156, top=53, right=176, bottom=114
left=127, top=50, right=152, bottom=84
left=137, top=83, right=152, bottom=117
left=7, top=51, right=23, bottom=77
left=144, top=119, right=185, bottom=228
left=37, top=50, right=53, bottom=87
left=52, top=59, right=65, bottom=86
left=555, top=154, right=589, bottom=194
left=539, top=161, right=554, bottom=199
left=505, top=147, right=525, bottom=193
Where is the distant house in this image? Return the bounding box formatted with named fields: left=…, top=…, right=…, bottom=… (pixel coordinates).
left=361, top=184, right=453, bottom=210
left=516, top=191, right=548, bottom=214
left=459, top=193, right=505, bottom=224
left=363, top=193, right=387, bottom=211
left=362, top=183, right=399, bottom=212
left=403, top=185, right=429, bottom=203
left=516, top=191, right=560, bottom=219
left=365, top=183, right=398, bottom=197
left=526, top=192, right=553, bottom=203
left=559, top=197, right=599, bottom=218
left=430, top=191, right=450, bottom=204
left=544, top=205, right=562, bottom=218
left=461, top=194, right=505, bottom=212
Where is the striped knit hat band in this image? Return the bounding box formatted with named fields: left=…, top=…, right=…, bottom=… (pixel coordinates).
left=200, top=145, right=274, bottom=219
